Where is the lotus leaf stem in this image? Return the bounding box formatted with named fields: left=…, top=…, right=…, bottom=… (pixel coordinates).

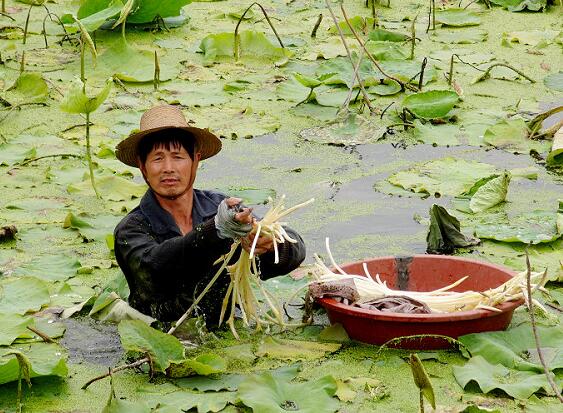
left=525, top=251, right=563, bottom=403
left=380, top=101, right=395, bottom=119
left=432, top=0, right=436, bottom=31
left=1, top=0, right=5, bottom=14
left=234, top=3, right=284, bottom=61
left=154, top=50, right=160, bottom=91
left=448, top=55, right=455, bottom=85
left=1, top=12, right=15, bottom=21
left=325, top=1, right=376, bottom=114
left=19, top=153, right=82, bottom=166
left=418, top=57, right=427, bottom=89
left=480, top=63, right=535, bottom=83
left=410, top=14, right=417, bottom=60
left=17, top=367, right=22, bottom=413
left=339, top=49, right=366, bottom=114
left=85, top=112, right=101, bottom=199
left=81, top=357, right=149, bottom=390
left=23, top=3, right=33, bottom=44
left=311, top=13, right=322, bottom=38
left=26, top=326, right=55, bottom=343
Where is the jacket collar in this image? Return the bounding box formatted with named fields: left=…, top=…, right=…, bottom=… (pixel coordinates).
left=139, top=189, right=220, bottom=237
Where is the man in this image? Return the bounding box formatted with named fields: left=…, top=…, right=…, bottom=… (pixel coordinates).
left=113, top=105, right=306, bottom=327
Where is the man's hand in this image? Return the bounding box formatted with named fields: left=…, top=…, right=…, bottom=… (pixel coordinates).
left=241, top=231, right=274, bottom=256
left=225, top=197, right=253, bottom=225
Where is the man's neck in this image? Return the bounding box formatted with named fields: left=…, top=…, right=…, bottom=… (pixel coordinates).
left=153, top=189, right=194, bottom=234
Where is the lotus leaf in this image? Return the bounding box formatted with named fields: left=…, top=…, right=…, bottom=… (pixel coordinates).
left=403, top=90, right=459, bottom=120
left=0, top=276, right=50, bottom=314
left=427, top=204, right=480, bottom=254
left=63, top=212, right=122, bottom=242
left=328, top=15, right=375, bottom=36
left=166, top=354, right=227, bottom=378
left=431, top=29, right=488, bottom=44
left=303, top=37, right=351, bottom=60
left=489, top=0, right=547, bottom=12
left=67, top=174, right=147, bottom=201
left=378, top=60, right=437, bottom=85
left=0, top=314, right=33, bottom=345
left=546, top=127, right=563, bottom=166
left=256, top=336, right=341, bottom=360
left=435, top=9, right=481, bottom=26
left=218, top=187, right=276, bottom=205
left=0, top=343, right=68, bottom=385
left=544, top=71, right=563, bottom=92
left=276, top=76, right=311, bottom=103
left=412, top=121, right=460, bottom=146
left=454, top=172, right=511, bottom=213
left=78, top=0, right=190, bottom=24
left=199, top=31, right=292, bottom=66
left=318, top=323, right=349, bottom=343
left=13, top=254, right=80, bottom=282
left=118, top=320, right=185, bottom=372
left=316, top=57, right=377, bottom=88
left=14, top=317, right=66, bottom=343
left=483, top=119, right=550, bottom=154
left=300, top=114, right=386, bottom=146
left=2, top=72, right=49, bottom=107
left=60, top=78, right=112, bottom=114
left=368, top=79, right=401, bottom=96
left=237, top=372, right=338, bottom=413
left=91, top=296, right=155, bottom=324
left=507, top=30, right=561, bottom=46
left=453, top=356, right=551, bottom=399
left=368, top=28, right=409, bottom=42
left=51, top=283, right=96, bottom=317
left=365, top=41, right=408, bottom=61
left=147, top=390, right=236, bottom=413
left=388, top=157, right=497, bottom=196
left=160, top=82, right=229, bottom=107
left=74, top=0, right=124, bottom=32
left=0, top=143, right=36, bottom=166
left=475, top=210, right=560, bottom=244
left=175, top=373, right=246, bottom=392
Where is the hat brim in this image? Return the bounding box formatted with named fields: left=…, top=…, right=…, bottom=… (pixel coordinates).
left=115, top=126, right=222, bottom=167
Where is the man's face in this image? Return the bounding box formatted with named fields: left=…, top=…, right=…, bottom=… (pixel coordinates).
left=140, top=142, right=199, bottom=199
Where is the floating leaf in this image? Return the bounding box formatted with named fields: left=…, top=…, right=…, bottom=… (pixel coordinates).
left=431, top=29, right=488, bottom=44
left=217, top=187, right=276, bottom=205
left=118, top=320, right=185, bottom=372
left=427, top=204, right=480, bottom=254
left=318, top=323, right=350, bottom=343
left=412, top=121, right=460, bottom=146
left=166, top=354, right=227, bottom=378
left=546, top=126, right=563, bottom=166
left=2, top=72, right=49, bottom=107
left=13, top=254, right=80, bottom=282
left=435, top=9, right=481, bottom=27
left=475, top=210, right=561, bottom=244
left=78, top=0, right=191, bottom=24
left=147, top=390, right=236, bottom=413
left=507, top=30, right=561, bottom=46
left=544, top=71, right=563, bottom=92
left=453, top=356, right=550, bottom=399
left=483, top=119, right=550, bottom=153
left=409, top=354, right=435, bottom=409
left=489, top=0, right=548, bottom=12
left=160, top=82, right=228, bottom=107
left=0, top=343, right=68, bottom=385
left=60, top=78, right=112, bottom=114
left=68, top=174, right=147, bottom=201
left=368, top=28, right=408, bottom=42
left=378, top=60, right=437, bottom=85
left=256, top=337, right=341, bottom=360
left=365, top=41, right=408, bottom=61
left=0, top=314, right=33, bottom=345
left=74, top=0, right=124, bottom=32
left=388, top=158, right=497, bottom=196
left=403, top=90, right=459, bottom=120
left=367, top=79, right=401, bottom=96
left=454, top=172, right=511, bottom=213
left=0, top=277, right=50, bottom=315
left=176, top=373, right=246, bottom=392
left=238, top=372, right=338, bottom=413
left=0, top=143, right=36, bottom=166
left=63, top=212, right=121, bottom=242
left=199, top=31, right=292, bottom=66
left=328, top=15, right=374, bottom=36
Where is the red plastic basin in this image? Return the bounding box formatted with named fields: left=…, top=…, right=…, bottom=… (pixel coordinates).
left=317, top=255, right=524, bottom=349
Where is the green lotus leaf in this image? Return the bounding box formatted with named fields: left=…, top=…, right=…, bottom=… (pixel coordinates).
left=412, top=120, right=461, bottom=145
left=238, top=372, right=338, bottom=413
left=146, top=390, right=236, bottom=413
left=483, top=119, right=550, bottom=154
left=403, top=90, right=459, bottom=120
left=315, top=57, right=379, bottom=88
left=0, top=278, right=50, bottom=316
left=96, top=39, right=177, bottom=82
left=368, top=28, right=409, bottom=42
left=0, top=143, right=36, bottom=166
left=78, top=0, right=190, bottom=24
left=217, top=187, right=276, bottom=205
left=318, top=323, right=350, bottom=343
left=199, top=31, right=293, bottom=66
left=431, top=29, right=488, bottom=44
left=13, top=254, right=80, bottom=282
left=507, top=30, right=561, bottom=46
left=544, top=71, right=563, bottom=92
left=175, top=373, right=246, bottom=392
left=427, top=204, right=480, bottom=254
left=256, top=336, right=341, bottom=360
left=63, top=211, right=122, bottom=242
left=378, top=60, right=437, bottom=85
left=166, top=354, right=227, bottom=378
left=434, top=9, right=481, bottom=27
left=14, top=317, right=66, bottom=344
left=546, top=128, right=563, bottom=166
left=159, top=82, right=229, bottom=107
left=489, top=0, right=547, bottom=12
left=365, top=41, right=408, bottom=61
left=2, top=72, right=49, bottom=107
left=328, top=15, right=375, bottom=36
left=75, top=0, right=124, bottom=32
left=294, top=73, right=323, bottom=89
left=475, top=210, right=561, bottom=244
left=118, top=320, right=185, bottom=372
left=388, top=157, right=497, bottom=196
left=67, top=174, right=147, bottom=201
left=453, top=356, right=551, bottom=399
left=50, top=282, right=96, bottom=316
left=60, top=78, right=112, bottom=114
left=0, top=343, right=68, bottom=385
left=454, top=172, right=511, bottom=213
left=368, top=79, right=401, bottom=96
left=0, top=314, right=34, bottom=345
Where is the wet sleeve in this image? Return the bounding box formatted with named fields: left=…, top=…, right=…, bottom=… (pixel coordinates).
left=257, top=227, right=306, bottom=279
left=114, top=216, right=232, bottom=286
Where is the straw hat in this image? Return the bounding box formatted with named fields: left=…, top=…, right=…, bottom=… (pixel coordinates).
left=116, top=105, right=221, bottom=167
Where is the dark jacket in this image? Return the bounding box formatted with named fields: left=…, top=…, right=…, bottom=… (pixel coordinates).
left=114, top=189, right=306, bottom=324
